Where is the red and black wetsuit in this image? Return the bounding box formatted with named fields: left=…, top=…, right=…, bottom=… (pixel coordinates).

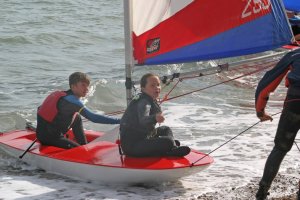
left=37, top=89, right=120, bottom=149
left=255, top=48, right=300, bottom=189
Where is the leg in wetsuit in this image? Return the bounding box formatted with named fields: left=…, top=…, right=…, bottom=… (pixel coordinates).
left=123, top=126, right=174, bottom=157
left=36, top=114, right=87, bottom=149
left=121, top=126, right=190, bottom=157
left=70, top=114, right=87, bottom=145
left=257, top=107, right=300, bottom=199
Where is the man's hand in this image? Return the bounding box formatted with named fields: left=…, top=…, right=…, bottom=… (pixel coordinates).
left=257, top=111, right=273, bottom=122
left=156, top=113, right=165, bottom=123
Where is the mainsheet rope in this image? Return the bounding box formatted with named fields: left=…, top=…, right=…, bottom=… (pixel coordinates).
left=190, top=111, right=282, bottom=167
left=190, top=98, right=300, bottom=167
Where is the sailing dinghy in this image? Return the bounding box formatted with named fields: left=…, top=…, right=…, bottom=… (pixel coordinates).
left=0, top=0, right=294, bottom=183
left=0, top=124, right=212, bottom=183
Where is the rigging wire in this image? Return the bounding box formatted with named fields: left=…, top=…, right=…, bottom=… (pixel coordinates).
left=103, top=62, right=275, bottom=115
left=160, top=64, right=274, bottom=103
left=190, top=111, right=282, bottom=167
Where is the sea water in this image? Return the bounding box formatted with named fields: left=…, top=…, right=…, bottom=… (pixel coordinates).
left=1, top=1, right=299, bottom=199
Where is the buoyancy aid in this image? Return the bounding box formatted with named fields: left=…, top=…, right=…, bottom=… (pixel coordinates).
left=37, top=91, right=67, bottom=123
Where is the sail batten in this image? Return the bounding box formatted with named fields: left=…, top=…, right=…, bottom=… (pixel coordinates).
left=131, top=0, right=293, bottom=66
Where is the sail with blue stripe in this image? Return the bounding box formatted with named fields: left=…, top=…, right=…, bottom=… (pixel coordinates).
left=131, top=0, right=293, bottom=66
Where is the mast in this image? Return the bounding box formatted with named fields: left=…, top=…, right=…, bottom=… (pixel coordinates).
left=123, top=0, right=134, bottom=105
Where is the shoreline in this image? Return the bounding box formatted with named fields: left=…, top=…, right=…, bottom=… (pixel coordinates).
left=195, top=173, right=299, bottom=200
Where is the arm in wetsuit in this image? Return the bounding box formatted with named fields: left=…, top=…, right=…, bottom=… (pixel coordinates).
left=255, top=49, right=300, bottom=120
left=136, top=98, right=157, bottom=128
left=63, top=95, right=120, bottom=124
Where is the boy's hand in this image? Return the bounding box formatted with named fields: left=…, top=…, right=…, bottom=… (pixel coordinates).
left=156, top=113, right=165, bottom=123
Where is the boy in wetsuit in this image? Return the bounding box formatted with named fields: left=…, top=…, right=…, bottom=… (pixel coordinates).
left=120, top=73, right=190, bottom=157
left=36, top=72, right=120, bottom=149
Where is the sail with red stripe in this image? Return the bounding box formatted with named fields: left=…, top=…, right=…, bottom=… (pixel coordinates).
left=132, top=0, right=293, bottom=65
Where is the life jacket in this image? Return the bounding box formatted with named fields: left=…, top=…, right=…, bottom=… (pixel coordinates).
left=37, top=91, right=67, bottom=123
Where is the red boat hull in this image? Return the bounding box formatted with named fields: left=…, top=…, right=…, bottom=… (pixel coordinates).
left=0, top=129, right=213, bottom=183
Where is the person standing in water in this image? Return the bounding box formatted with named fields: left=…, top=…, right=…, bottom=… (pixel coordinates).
left=120, top=73, right=191, bottom=157
left=255, top=49, right=300, bottom=199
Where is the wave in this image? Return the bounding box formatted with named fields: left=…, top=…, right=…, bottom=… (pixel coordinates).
left=0, top=36, right=32, bottom=45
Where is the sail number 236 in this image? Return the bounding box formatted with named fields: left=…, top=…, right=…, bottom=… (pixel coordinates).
left=242, top=0, right=271, bottom=18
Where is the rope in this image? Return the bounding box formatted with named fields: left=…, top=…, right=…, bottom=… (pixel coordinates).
left=160, top=79, right=181, bottom=104
left=94, top=62, right=274, bottom=116
left=105, top=110, right=125, bottom=116
left=190, top=111, right=282, bottom=167
left=164, top=65, right=273, bottom=102
left=294, top=141, right=300, bottom=152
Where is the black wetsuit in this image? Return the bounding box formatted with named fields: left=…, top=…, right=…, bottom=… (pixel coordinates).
left=37, top=90, right=120, bottom=149
left=258, top=89, right=300, bottom=189
left=120, top=93, right=177, bottom=157
left=255, top=49, right=300, bottom=193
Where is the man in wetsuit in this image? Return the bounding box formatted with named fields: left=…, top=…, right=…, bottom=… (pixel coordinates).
left=255, top=48, right=300, bottom=199
left=36, top=72, right=120, bottom=149
left=120, top=73, right=190, bottom=157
